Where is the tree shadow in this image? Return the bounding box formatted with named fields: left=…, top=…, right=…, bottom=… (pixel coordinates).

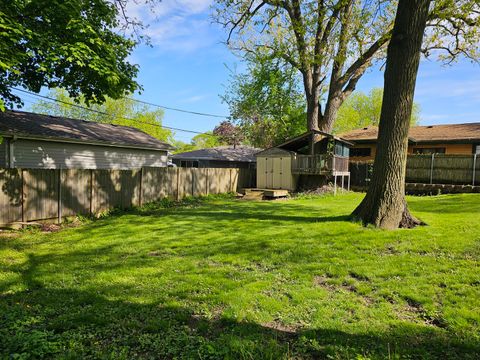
left=0, top=253, right=477, bottom=359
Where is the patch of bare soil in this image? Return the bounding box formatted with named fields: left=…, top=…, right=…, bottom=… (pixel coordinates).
left=262, top=320, right=300, bottom=336
left=397, top=297, right=448, bottom=328
left=314, top=274, right=375, bottom=306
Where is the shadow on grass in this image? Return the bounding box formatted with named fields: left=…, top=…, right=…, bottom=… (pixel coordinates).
left=0, top=253, right=478, bottom=359
left=409, top=194, right=480, bottom=214
left=1, top=288, right=477, bottom=359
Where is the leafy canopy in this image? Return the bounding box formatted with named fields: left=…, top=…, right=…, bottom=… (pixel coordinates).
left=172, top=132, right=222, bottom=154
left=222, top=57, right=306, bottom=148
left=0, top=0, right=144, bottom=110
left=214, top=0, right=479, bottom=132
left=32, top=89, right=174, bottom=143
left=334, top=88, right=420, bottom=134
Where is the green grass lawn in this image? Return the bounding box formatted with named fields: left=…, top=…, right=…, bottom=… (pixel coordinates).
left=1, top=193, right=479, bottom=359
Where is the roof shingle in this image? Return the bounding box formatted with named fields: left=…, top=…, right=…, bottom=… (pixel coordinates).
left=0, top=110, right=174, bottom=150
left=340, top=123, right=480, bottom=143
left=172, top=145, right=262, bottom=162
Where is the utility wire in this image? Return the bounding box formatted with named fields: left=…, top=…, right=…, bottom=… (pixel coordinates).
left=11, top=88, right=210, bottom=135
left=127, top=97, right=228, bottom=118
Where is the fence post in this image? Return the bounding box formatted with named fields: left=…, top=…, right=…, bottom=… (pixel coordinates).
left=21, top=169, right=25, bottom=225
left=192, top=168, right=195, bottom=197
left=473, top=154, right=477, bottom=186
left=176, top=167, right=180, bottom=201
left=139, top=167, right=143, bottom=207
left=57, top=168, right=62, bottom=224
left=89, top=169, right=94, bottom=216
left=430, top=153, right=435, bottom=184
left=206, top=168, right=209, bottom=195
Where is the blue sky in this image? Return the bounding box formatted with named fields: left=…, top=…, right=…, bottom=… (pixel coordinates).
left=23, top=0, right=480, bottom=142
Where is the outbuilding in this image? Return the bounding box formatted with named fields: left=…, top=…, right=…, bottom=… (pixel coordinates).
left=255, top=130, right=352, bottom=191
left=0, top=110, right=174, bottom=169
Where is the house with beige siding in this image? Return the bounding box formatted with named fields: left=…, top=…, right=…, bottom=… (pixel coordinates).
left=341, top=123, right=480, bottom=162
left=0, top=110, right=174, bottom=169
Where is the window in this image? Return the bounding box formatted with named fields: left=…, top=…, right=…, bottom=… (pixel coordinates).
left=350, top=147, right=372, bottom=157
left=413, top=147, right=446, bottom=155
left=334, top=142, right=350, bottom=157
left=474, top=144, right=480, bottom=154
left=180, top=160, right=199, bottom=168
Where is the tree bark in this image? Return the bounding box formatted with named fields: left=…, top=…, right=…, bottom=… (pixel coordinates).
left=351, top=0, right=431, bottom=229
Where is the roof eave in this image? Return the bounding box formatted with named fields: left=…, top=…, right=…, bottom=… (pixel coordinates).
left=0, top=132, right=173, bottom=152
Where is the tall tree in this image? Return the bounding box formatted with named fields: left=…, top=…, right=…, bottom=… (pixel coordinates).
left=334, top=88, right=420, bottom=134
left=352, top=0, right=431, bottom=229
left=214, top=0, right=479, bottom=133
left=32, top=89, right=174, bottom=143
left=222, top=57, right=306, bottom=148
left=0, top=0, right=154, bottom=110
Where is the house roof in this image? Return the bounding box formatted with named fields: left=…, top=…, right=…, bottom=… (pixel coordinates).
left=340, top=123, right=480, bottom=144
left=0, top=110, right=174, bottom=151
left=172, top=145, right=262, bottom=162
left=257, top=130, right=353, bottom=155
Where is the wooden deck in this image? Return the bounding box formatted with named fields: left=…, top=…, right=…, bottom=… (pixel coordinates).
left=240, top=188, right=289, bottom=199
left=291, top=154, right=349, bottom=175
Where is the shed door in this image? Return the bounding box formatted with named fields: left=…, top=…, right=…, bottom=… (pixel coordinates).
left=273, top=157, right=283, bottom=188
left=266, top=158, right=274, bottom=188
left=256, top=157, right=266, bottom=188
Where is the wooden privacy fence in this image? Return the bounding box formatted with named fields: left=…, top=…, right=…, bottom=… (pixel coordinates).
left=350, top=154, right=480, bottom=188
left=406, top=154, right=479, bottom=185
left=0, top=167, right=256, bottom=226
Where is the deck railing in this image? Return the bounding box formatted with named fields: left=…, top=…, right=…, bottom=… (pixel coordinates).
left=291, top=154, right=349, bottom=175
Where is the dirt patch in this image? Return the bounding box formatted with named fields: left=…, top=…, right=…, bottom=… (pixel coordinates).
left=262, top=320, right=300, bottom=336
left=40, top=223, right=62, bottom=232
left=397, top=297, right=448, bottom=329
left=348, top=272, right=370, bottom=282
left=313, top=275, right=336, bottom=290
left=147, top=250, right=162, bottom=257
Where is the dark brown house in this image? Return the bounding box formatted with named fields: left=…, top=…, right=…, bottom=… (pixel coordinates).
left=171, top=145, right=261, bottom=169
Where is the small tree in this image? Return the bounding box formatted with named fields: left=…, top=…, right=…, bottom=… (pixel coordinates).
left=222, top=57, right=306, bottom=148
left=352, top=0, right=431, bottom=229
left=213, top=121, right=245, bottom=147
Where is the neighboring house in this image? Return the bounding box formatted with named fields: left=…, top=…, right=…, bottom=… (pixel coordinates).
left=0, top=110, right=174, bottom=169
left=255, top=130, right=352, bottom=191
left=171, top=145, right=261, bottom=169
left=341, top=123, right=480, bottom=162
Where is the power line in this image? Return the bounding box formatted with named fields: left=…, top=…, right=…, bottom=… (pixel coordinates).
left=126, top=97, right=229, bottom=119
left=11, top=88, right=210, bottom=135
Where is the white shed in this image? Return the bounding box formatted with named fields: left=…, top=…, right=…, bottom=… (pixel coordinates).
left=256, top=148, right=297, bottom=191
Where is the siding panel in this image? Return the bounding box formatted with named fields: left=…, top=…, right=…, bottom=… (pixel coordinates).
left=13, top=139, right=168, bottom=169
left=0, top=140, right=6, bottom=167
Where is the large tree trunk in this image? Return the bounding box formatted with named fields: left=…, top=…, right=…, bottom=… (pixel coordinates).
left=352, top=0, right=430, bottom=229
left=320, top=94, right=342, bottom=133
left=303, top=71, right=320, bottom=132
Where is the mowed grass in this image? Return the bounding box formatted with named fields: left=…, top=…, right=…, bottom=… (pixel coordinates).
left=0, top=193, right=479, bottom=359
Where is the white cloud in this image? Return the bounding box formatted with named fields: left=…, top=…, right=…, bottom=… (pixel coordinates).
left=180, top=94, right=209, bottom=103
left=125, top=0, right=217, bottom=53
